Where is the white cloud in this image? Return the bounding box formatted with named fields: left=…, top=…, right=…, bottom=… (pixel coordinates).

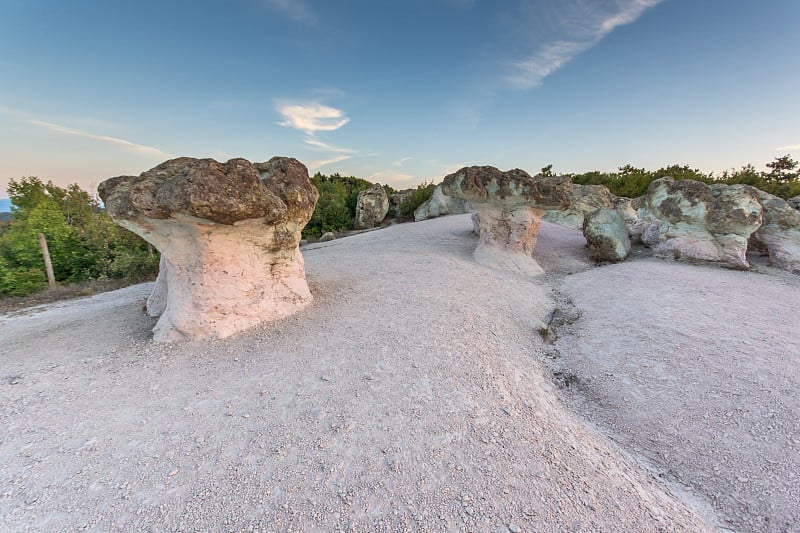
left=26, top=119, right=172, bottom=158
left=277, top=102, right=350, bottom=135
left=308, top=154, right=352, bottom=170
left=507, top=0, right=663, bottom=89
left=393, top=157, right=412, bottom=167
left=262, top=0, right=315, bottom=24
left=777, top=144, right=800, bottom=151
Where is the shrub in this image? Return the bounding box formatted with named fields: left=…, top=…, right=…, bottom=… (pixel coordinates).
left=399, top=182, right=436, bottom=219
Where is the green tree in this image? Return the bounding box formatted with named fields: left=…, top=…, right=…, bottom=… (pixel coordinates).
left=764, top=154, right=799, bottom=184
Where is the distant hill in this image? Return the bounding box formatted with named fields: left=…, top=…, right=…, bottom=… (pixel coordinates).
left=0, top=199, right=10, bottom=222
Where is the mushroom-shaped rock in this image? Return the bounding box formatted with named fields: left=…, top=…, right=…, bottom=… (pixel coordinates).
left=98, top=156, right=319, bottom=341
left=442, top=166, right=571, bottom=276
left=583, top=208, right=631, bottom=263
left=632, top=178, right=762, bottom=269
left=354, top=183, right=389, bottom=229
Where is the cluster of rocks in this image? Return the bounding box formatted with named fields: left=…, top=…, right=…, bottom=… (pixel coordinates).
left=583, top=177, right=800, bottom=273
left=99, top=156, right=800, bottom=342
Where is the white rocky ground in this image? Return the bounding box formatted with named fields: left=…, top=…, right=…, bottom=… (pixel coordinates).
left=1, top=214, right=797, bottom=532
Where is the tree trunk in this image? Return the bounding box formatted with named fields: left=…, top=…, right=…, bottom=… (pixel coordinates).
left=38, top=233, right=56, bottom=289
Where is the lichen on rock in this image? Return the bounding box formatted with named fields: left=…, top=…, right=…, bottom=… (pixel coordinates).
left=442, top=166, right=571, bottom=276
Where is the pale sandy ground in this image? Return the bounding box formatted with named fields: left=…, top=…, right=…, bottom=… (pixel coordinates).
left=0, top=214, right=796, bottom=532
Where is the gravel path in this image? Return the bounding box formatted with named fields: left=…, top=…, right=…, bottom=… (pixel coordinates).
left=3, top=213, right=788, bottom=531
left=549, top=256, right=800, bottom=533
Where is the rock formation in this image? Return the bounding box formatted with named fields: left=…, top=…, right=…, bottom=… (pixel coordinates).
left=442, top=166, right=571, bottom=276
left=751, top=191, right=800, bottom=273
left=628, top=178, right=763, bottom=269
left=354, top=183, right=389, bottom=229
left=413, top=184, right=472, bottom=221
left=99, top=156, right=319, bottom=341
left=787, top=195, right=800, bottom=211
left=583, top=208, right=631, bottom=263
left=388, top=189, right=414, bottom=219
left=543, top=184, right=617, bottom=229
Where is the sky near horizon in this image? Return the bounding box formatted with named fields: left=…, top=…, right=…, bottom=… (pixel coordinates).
left=1, top=0, right=799, bottom=197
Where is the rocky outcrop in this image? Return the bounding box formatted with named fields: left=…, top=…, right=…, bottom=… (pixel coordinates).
left=628, top=178, right=763, bottom=269
left=442, top=166, right=571, bottom=276
left=319, top=231, right=336, bottom=242
left=388, top=189, right=414, bottom=219
left=99, top=156, right=318, bottom=341
left=752, top=192, right=800, bottom=273
left=354, top=183, right=389, bottom=229
left=413, top=184, right=471, bottom=221
left=583, top=208, right=631, bottom=263
left=543, top=184, right=617, bottom=229
left=787, top=196, right=800, bottom=211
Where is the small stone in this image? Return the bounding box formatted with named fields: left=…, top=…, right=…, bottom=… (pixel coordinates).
left=508, top=524, right=521, bottom=533
left=168, top=469, right=179, bottom=477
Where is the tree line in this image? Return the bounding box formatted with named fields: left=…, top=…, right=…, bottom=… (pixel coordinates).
left=1, top=155, right=798, bottom=298
left=0, top=178, right=158, bottom=297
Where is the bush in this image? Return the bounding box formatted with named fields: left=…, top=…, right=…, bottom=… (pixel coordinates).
left=399, top=182, right=436, bottom=219
left=109, top=248, right=160, bottom=279
left=0, top=265, right=46, bottom=296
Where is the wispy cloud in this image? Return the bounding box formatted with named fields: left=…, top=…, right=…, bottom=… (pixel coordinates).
left=261, top=0, right=315, bottom=24
left=507, top=0, right=663, bottom=89
left=308, top=154, right=352, bottom=170
left=393, top=157, right=412, bottom=167
left=277, top=102, right=350, bottom=135
left=304, top=137, right=356, bottom=154
left=777, top=144, right=800, bottom=151
left=26, top=119, right=172, bottom=158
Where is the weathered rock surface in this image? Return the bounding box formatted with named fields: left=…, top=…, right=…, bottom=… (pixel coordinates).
left=442, top=166, right=571, bottom=275
left=354, top=183, right=389, bottom=229
left=630, top=178, right=762, bottom=269
left=787, top=195, right=800, bottom=211
left=583, top=208, right=631, bottom=263
left=413, top=184, right=471, bottom=221
left=543, top=184, right=617, bottom=229
left=388, top=189, right=414, bottom=219
left=99, top=156, right=318, bottom=341
left=752, top=191, right=800, bottom=273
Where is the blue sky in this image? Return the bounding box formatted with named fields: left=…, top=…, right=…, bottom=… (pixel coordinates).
left=1, top=0, right=798, bottom=198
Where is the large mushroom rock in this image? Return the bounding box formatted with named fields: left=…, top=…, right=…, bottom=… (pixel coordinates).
left=98, top=156, right=319, bottom=341
left=441, top=166, right=571, bottom=276
left=752, top=191, right=800, bottom=273
left=630, top=177, right=762, bottom=269
left=413, top=184, right=472, bottom=221
left=543, top=183, right=617, bottom=230
left=354, top=183, right=389, bottom=229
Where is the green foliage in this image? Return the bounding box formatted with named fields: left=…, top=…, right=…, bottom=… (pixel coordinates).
left=303, top=172, right=374, bottom=238
left=764, top=154, right=799, bottom=184
left=0, top=177, right=157, bottom=297
left=399, top=181, right=436, bottom=219
left=109, top=247, right=160, bottom=279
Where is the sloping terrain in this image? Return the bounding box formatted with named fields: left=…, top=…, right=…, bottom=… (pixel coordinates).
left=3, top=214, right=793, bottom=531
